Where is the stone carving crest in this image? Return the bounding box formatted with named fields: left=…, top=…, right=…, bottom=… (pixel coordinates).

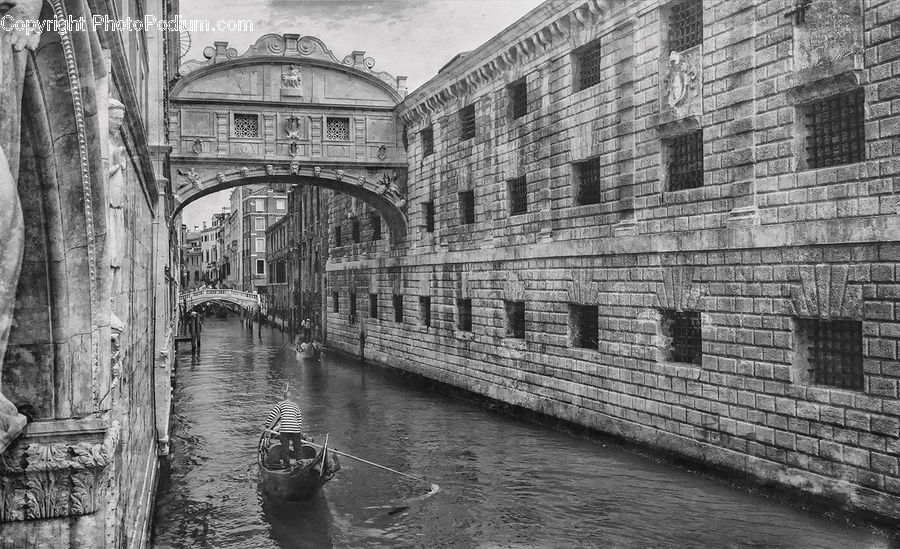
left=663, top=51, right=699, bottom=109
left=377, top=145, right=387, bottom=160
left=176, top=168, right=203, bottom=192
left=290, top=161, right=300, bottom=175
left=283, top=115, right=303, bottom=140
left=0, top=422, right=121, bottom=522
left=282, top=65, right=303, bottom=89
left=191, top=138, right=203, bottom=155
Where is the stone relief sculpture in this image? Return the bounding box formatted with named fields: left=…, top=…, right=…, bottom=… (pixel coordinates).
left=282, top=65, right=302, bottom=89
left=0, top=0, right=44, bottom=454
left=108, top=99, right=127, bottom=311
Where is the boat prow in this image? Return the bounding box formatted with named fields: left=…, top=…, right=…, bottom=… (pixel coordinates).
left=258, top=432, right=340, bottom=500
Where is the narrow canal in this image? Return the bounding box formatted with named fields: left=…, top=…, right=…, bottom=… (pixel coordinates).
left=152, top=317, right=893, bottom=548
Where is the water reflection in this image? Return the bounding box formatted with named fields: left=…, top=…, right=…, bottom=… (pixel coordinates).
left=152, top=318, right=896, bottom=549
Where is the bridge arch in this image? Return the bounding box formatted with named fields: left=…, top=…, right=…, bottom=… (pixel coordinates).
left=180, top=289, right=262, bottom=312
left=169, top=33, right=410, bottom=245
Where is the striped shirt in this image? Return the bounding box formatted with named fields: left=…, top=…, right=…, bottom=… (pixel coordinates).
left=265, top=400, right=304, bottom=433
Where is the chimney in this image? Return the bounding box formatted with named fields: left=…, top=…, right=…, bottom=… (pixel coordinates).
left=202, top=221, right=207, bottom=230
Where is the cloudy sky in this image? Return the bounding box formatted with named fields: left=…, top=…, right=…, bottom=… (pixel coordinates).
left=178, top=0, right=544, bottom=228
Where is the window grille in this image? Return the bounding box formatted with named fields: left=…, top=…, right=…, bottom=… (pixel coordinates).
left=571, top=304, right=598, bottom=349
left=420, top=296, right=431, bottom=327
left=460, top=104, right=476, bottom=141
left=668, top=130, right=704, bottom=191
left=393, top=294, right=404, bottom=323
left=459, top=191, right=475, bottom=225
left=668, top=0, right=703, bottom=52
left=326, top=117, right=350, bottom=141
left=797, top=319, right=863, bottom=390
left=369, top=294, right=378, bottom=319
left=421, top=127, right=434, bottom=156
left=233, top=113, right=259, bottom=138
left=663, top=310, right=702, bottom=364
left=508, top=176, right=528, bottom=216
left=803, top=89, right=865, bottom=169
left=332, top=292, right=339, bottom=313
left=510, top=80, right=528, bottom=119
left=371, top=213, right=382, bottom=240
left=458, top=299, right=472, bottom=331
left=351, top=217, right=360, bottom=243
left=349, top=293, right=357, bottom=324
left=577, top=40, right=603, bottom=91
left=575, top=157, right=604, bottom=205
left=335, top=225, right=342, bottom=247
left=506, top=301, right=526, bottom=339
left=424, top=201, right=435, bottom=233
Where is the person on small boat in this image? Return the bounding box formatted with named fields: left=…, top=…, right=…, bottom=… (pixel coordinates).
left=300, top=318, right=312, bottom=342
left=264, top=390, right=306, bottom=468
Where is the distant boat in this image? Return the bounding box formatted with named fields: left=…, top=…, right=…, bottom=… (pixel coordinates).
left=296, top=342, right=321, bottom=360
left=257, top=431, right=340, bottom=500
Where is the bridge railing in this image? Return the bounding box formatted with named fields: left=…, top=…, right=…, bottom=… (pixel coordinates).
left=179, top=289, right=261, bottom=306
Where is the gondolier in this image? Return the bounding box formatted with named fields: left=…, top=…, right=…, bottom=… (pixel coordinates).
left=264, top=388, right=306, bottom=468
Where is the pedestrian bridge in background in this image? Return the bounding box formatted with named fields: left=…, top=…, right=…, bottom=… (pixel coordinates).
left=180, top=289, right=262, bottom=311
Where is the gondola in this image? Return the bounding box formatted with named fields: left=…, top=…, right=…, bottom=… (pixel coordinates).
left=258, top=430, right=340, bottom=500
left=295, top=342, right=321, bottom=360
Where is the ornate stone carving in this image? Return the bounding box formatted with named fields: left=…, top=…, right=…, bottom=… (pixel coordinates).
left=191, top=138, right=203, bottom=154
left=0, top=421, right=120, bottom=522
left=663, top=50, right=700, bottom=110
left=794, top=0, right=863, bottom=72
left=655, top=266, right=704, bottom=312
left=108, top=99, right=127, bottom=314
left=790, top=264, right=861, bottom=319
left=335, top=170, right=344, bottom=181
left=567, top=270, right=598, bottom=305
left=240, top=167, right=250, bottom=178
left=176, top=168, right=203, bottom=193
left=377, top=145, right=387, bottom=160
left=313, top=166, right=321, bottom=177
left=216, top=172, right=227, bottom=183
left=265, top=164, right=274, bottom=176
left=0, top=0, right=43, bottom=454
left=282, top=65, right=303, bottom=89
left=290, top=161, right=300, bottom=175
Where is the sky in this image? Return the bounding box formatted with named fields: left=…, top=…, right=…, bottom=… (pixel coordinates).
left=177, top=0, right=545, bottom=229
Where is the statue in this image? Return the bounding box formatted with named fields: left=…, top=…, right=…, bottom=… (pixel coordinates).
left=282, top=65, right=302, bottom=89
left=108, top=99, right=127, bottom=312
left=0, top=0, right=45, bottom=453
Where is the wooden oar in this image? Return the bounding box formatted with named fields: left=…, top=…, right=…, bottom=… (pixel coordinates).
left=303, top=440, right=433, bottom=486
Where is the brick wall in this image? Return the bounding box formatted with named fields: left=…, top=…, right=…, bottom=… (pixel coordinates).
left=325, top=0, right=900, bottom=520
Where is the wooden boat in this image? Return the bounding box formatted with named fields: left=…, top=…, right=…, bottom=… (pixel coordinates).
left=258, top=431, right=340, bottom=500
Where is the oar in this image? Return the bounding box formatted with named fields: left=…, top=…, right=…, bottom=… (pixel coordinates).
left=303, top=440, right=434, bottom=487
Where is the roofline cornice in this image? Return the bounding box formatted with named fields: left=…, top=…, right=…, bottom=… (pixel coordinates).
left=397, top=0, right=616, bottom=125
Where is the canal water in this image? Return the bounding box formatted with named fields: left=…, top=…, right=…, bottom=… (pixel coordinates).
left=152, top=317, right=894, bottom=548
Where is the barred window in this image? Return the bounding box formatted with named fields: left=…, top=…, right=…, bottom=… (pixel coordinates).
left=574, top=157, right=603, bottom=205
left=667, top=130, right=704, bottom=191
left=506, top=301, right=526, bottom=339
left=369, top=293, right=378, bottom=319
left=460, top=104, right=476, bottom=141
left=802, top=89, right=865, bottom=169
left=570, top=305, right=598, bottom=349
left=424, top=201, right=435, bottom=233
left=795, top=319, right=863, bottom=390
left=332, top=292, right=339, bottom=313
left=370, top=212, right=382, bottom=240
left=326, top=117, right=351, bottom=141
left=335, top=225, right=342, bottom=247
left=510, top=79, right=528, bottom=119
left=668, top=0, right=703, bottom=52
left=351, top=217, right=360, bottom=243
left=349, top=292, right=357, bottom=324
left=576, top=39, right=603, bottom=91
left=393, top=294, right=404, bottom=323
left=421, top=127, right=434, bottom=156
left=661, top=310, right=702, bottom=365
left=508, top=176, right=528, bottom=216
left=457, top=298, right=473, bottom=332
left=419, top=296, right=431, bottom=327
left=233, top=113, right=259, bottom=138
left=459, top=191, right=475, bottom=225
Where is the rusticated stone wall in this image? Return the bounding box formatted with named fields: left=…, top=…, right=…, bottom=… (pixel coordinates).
left=325, top=0, right=900, bottom=521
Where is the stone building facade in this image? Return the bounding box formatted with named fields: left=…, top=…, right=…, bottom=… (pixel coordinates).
left=265, top=214, right=292, bottom=321
left=0, top=0, right=177, bottom=547
left=325, top=0, right=900, bottom=521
